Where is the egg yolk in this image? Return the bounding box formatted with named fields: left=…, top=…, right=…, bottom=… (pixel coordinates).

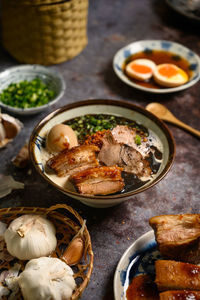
left=158, top=64, right=179, bottom=78
left=130, top=64, right=152, bottom=74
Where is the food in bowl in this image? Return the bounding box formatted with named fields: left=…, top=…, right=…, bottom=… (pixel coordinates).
left=149, top=214, right=200, bottom=264
left=41, top=113, right=163, bottom=196
left=124, top=49, right=191, bottom=89
left=46, top=124, right=78, bottom=153
left=124, top=213, right=200, bottom=300
left=125, top=58, right=156, bottom=81
left=0, top=78, right=55, bottom=109
left=30, top=100, right=175, bottom=207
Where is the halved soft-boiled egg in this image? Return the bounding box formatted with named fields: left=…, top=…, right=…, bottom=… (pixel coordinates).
left=46, top=124, right=78, bottom=153
left=125, top=59, right=156, bottom=81
left=153, top=63, right=189, bottom=88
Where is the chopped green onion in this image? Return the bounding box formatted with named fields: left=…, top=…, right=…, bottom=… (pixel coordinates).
left=135, top=135, right=141, bottom=145
left=0, top=78, right=55, bottom=109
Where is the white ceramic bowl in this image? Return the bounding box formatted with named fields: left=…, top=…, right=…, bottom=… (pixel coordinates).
left=0, top=65, right=65, bottom=115
left=29, top=99, right=175, bottom=208
left=113, top=40, right=200, bottom=93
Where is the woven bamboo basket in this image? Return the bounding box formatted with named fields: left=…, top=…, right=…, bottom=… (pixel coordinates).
left=1, top=0, right=88, bottom=65
left=0, top=204, right=93, bottom=300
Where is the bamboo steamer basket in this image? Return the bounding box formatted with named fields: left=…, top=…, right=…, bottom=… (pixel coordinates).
left=1, top=0, right=88, bottom=65
left=0, top=204, right=93, bottom=299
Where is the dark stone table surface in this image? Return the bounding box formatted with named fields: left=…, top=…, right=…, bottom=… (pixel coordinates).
left=0, top=0, right=200, bottom=299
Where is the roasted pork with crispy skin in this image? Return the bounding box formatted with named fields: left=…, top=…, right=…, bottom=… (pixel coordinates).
left=98, top=131, right=151, bottom=177
left=160, top=290, right=200, bottom=300
left=47, top=145, right=99, bottom=177
left=149, top=214, right=200, bottom=263
left=126, top=274, right=159, bottom=300
left=70, top=166, right=124, bottom=195
left=155, top=260, right=200, bottom=291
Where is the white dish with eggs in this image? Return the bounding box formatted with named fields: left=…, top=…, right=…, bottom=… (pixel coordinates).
left=113, top=40, right=200, bottom=93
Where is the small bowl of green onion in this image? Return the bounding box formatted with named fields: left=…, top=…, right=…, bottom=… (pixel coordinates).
left=0, top=65, right=65, bottom=115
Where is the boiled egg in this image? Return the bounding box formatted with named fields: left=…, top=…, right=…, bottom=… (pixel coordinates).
left=153, top=63, right=189, bottom=88
left=46, top=124, right=78, bottom=153
left=125, top=59, right=156, bottom=81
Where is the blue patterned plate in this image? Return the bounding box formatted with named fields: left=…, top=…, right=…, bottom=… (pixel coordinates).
left=114, top=230, right=162, bottom=300
left=166, top=0, right=200, bottom=21
left=113, top=40, right=200, bottom=93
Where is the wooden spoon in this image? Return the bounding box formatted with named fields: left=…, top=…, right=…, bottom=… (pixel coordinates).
left=146, top=102, right=200, bottom=138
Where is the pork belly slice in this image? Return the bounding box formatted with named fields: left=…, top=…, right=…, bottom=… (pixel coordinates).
left=160, top=290, right=200, bottom=300
left=149, top=214, right=200, bottom=263
left=98, top=132, right=151, bottom=178
left=47, top=145, right=99, bottom=177
left=70, top=166, right=124, bottom=195
left=126, top=274, right=159, bottom=300
left=155, top=260, right=200, bottom=291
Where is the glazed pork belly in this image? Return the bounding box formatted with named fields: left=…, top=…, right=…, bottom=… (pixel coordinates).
left=160, top=290, right=200, bottom=300
left=149, top=214, right=200, bottom=263
left=70, top=166, right=124, bottom=195
left=126, top=274, right=159, bottom=300
left=155, top=260, right=200, bottom=291
left=98, top=130, right=151, bottom=178
left=47, top=145, right=99, bottom=177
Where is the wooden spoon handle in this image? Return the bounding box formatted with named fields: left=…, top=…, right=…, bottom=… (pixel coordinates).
left=164, top=116, right=200, bottom=138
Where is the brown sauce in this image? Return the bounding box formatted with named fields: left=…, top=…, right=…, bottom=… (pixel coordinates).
left=126, top=274, right=159, bottom=300
left=123, top=50, right=192, bottom=89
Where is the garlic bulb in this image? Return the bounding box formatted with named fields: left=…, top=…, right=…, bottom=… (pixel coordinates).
left=18, top=257, right=76, bottom=300
left=4, top=215, right=57, bottom=260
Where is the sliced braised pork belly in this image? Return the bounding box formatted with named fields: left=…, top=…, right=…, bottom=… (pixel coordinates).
left=160, top=290, right=200, bottom=300
left=126, top=274, right=159, bottom=300
left=98, top=132, right=151, bottom=177
left=155, top=260, right=200, bottom=291
left=70, top=166, right=124, bottom=195
left=149, top=214, right=200, bottom=263
left=47, top=145, right=99, bottom=177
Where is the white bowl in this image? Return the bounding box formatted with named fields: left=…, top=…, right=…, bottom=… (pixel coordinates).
left=0, top=65, right=66, bottom=115
left=29, top=99, right=175, bottom=208
left=113, top=40, right=200, bottom=93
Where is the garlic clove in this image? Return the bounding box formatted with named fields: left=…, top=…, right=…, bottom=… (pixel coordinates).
left=0, top=112, right=23, bottom=148
left=0, top=175, right=24, bottom=198
left=0, top=122, right=6, bottom=143
left=61, top=237, right=84, bottom=266
left=12, top=144, right=29, bottom=169
left=61, top=220, right=86, bottom=266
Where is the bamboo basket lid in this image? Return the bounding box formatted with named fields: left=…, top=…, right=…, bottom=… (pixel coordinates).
left=1, top=0, right=88, bottom=65
left=0, top=204, right=93, bottom=300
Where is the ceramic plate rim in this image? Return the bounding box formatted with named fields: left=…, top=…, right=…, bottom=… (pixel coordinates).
left=166, top=0, right=200, bottom=21
left=113, top=39, right=200, bottom=93
left=114, top=230, right=155, bottom=300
